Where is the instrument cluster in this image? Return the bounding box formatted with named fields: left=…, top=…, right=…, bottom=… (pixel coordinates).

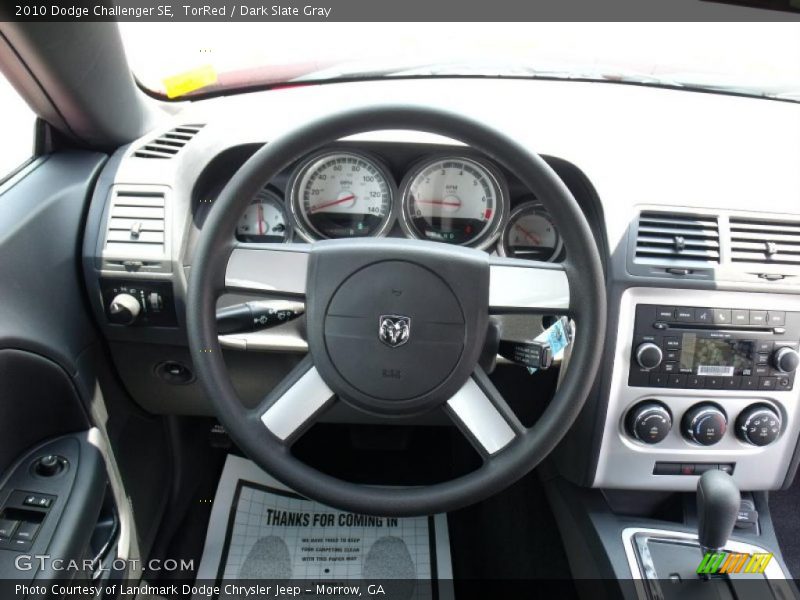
left=234, top=148, right=563, bottom=262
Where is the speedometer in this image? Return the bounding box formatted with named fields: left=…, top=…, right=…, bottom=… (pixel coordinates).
left=400, top=156, right=507, bottom=248
left=289, top=150, right=396, bottom=240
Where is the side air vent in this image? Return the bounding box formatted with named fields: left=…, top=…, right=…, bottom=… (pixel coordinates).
left=104, top=187, right=167, bottom=257
left=133, top=124, right=205, bottom=159
left=729, top=217, right=800, bottom=266
left=634, top=211, right=721, bottom=264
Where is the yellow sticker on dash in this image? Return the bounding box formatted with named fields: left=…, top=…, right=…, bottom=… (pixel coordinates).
left=162, top=65, right=218, bottom=99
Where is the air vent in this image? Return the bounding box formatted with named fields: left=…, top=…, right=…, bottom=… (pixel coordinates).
left=104, top=187, right=167, bottom=257
left=133, top=124, right=204, bottom=159
left=634, top=211, right=720, bottom=264
left=729, top=217, right=800, bottom=266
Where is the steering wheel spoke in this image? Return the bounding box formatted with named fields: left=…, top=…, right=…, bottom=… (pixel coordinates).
left=253, top=356, right=336, bottom=444
left=445, top=368, right=525, bottom=459
left=226, top=243, right=310, bottom=297
left=489, top=257, right=569, bottom=313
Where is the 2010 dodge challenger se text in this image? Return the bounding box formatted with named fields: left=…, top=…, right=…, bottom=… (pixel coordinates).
left=0, top=3, right=800, bottom=599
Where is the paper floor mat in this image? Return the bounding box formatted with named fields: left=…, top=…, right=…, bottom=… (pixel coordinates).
left=195, top=455, right=452, bottom=599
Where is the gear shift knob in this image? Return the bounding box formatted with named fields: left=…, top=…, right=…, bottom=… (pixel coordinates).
left=697, top=469, right=740, bottom=554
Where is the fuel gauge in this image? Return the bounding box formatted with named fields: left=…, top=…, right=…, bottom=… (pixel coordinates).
left=236, top=188, right=290, bottom=243
left=499, top=201, right=562, bottom=261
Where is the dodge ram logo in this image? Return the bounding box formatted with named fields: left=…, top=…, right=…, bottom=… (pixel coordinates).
left=378, top=315, right=411, bottom=348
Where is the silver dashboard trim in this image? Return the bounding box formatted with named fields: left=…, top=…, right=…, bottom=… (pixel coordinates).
left=260, top=366, right=335, bottom=440
left=446, top=377, right=516, bottom=455
left=594, top=287, right=800, bottom=491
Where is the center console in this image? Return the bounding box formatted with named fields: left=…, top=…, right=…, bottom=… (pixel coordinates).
left=594, top=287, right=800, bottom=491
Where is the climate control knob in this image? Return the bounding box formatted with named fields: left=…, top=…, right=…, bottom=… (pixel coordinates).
left=736, top=405, right=782, bottom=447
left=682, top=404, right=727, bottom=446
left=626, top=401, right=672, bottom=444
left=108, top=293, right=141, bottom=325
left=635, top=343, right=663, bottom=370
left=772, top=347, right=800, bottom=374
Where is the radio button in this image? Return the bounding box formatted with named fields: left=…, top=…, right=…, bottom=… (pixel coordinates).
left=741, top=378, right=757, bottom=390
left=724, top=376, right=742, bottom=390
left=676, top=307, right=694, bottom=321
left=656, top=306, right=676, bottom=320
left=694, top=308, right=713, bottom=324
left=705, top=377, right=724, bottom=389
left=757, top=353, right=770, bottom=365
left=663, top=361, right=679, bottom=373
left=687, top=375, right=705, bottom=388
left=665, top=349, right=680, bottom=361
left=713, top=309, right=732, bottom=325
left=653, top=322, right=668, bottom=330
left=767, top=311, right=786, bottom=326
left=755, top=365, right=770, bottom=376
left=750, top=311, right=767, bottom=326
left=732, top=309, right=749, bottom=325
left=758, top=377, right=777, bottom=390
left=668, top=374, right=687, bottom=388
left=756, top=341, right=773, bottom=354
left=649, top=373, right=668, bottom=387
left=664, top=337, right=681, bottom=349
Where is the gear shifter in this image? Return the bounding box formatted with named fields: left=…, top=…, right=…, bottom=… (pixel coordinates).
left=697, top=469, right=740, bottom=555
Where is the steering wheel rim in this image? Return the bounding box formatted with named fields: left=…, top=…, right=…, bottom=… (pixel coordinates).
left=187, top=105, right=606, bottom=516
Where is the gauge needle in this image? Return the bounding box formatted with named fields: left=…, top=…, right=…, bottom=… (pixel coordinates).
left=310, top=194, right=355, bottom=213
left=515, top=223, right=541, bottom=245
left=257, top=203, right=264, bottom=235
left=417, top=199, right=462, bottom=208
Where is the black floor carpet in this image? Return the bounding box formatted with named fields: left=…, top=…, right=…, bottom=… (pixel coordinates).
left=769, top=475, right=800, bottom=578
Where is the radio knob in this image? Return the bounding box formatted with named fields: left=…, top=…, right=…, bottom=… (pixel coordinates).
left=108, top=293, right=141, bottom=325
left=626, top=401, right=672, bottom=444
left=682, top=404, right=727, bottom=446
left=772, top=347, right=800, bottom=374
left=635, top=342, right=663, bottom=370
left=737, top=405, right=782, bottom=447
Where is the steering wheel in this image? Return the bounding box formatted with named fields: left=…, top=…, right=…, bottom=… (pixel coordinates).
left=187, top=105, right=606, bottom=516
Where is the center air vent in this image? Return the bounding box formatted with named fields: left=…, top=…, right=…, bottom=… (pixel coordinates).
left=634, top=211, right=720, bottom=264
left=104, top=187, right=167, bottom=257
left=133, top=124, right=204, bottom=159
left=729, top=217, right=800, bottom=266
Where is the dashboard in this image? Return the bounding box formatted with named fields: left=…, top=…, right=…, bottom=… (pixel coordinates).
left=194, top=142, right=575, bottom=263
left=81, top=76, right=800, bottom=494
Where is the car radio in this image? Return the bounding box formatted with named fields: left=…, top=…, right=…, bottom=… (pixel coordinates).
left=629, top=304, right=800, bottom=391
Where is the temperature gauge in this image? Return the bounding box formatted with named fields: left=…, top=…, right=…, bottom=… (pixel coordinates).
left=499, top=201, right=562, bottom=261
left=236, top=188, right=290, bottom=243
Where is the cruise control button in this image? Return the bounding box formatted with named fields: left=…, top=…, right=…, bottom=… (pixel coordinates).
left=750, top=311, right=767, bottom=326
left=767, top=311, right=786, bottom=326
left=732, top=309, right=749, bottom=325
left=713, top=309, right=732, bottom=325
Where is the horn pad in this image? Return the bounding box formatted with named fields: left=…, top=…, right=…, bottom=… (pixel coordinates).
left=305, top=240, right=489, bottom=417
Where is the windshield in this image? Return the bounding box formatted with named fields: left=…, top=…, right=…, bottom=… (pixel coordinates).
left=119, top=23, right=800, bottom=102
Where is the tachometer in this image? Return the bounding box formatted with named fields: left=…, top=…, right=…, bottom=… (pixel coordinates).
left=499, top=200, right=563, bottom=261
left=400, top=156, right=507, bottom=248
left=236, top=188, right=290, bottom=243
left=289, top=150, right=396, bottom=240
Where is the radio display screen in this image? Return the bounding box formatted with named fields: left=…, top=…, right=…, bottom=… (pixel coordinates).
left=679, top=334, right=753, bottom=376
